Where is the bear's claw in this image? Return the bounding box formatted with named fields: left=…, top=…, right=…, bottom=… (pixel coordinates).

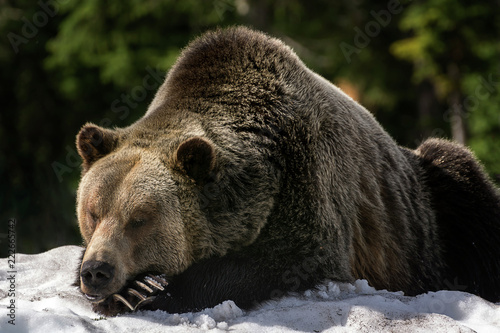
left=127, top=288, right=147, bottom=301
left=135, top=280, right=153, bottom=294
left=111, top=274, right=168, bottom=312
left=144, top=275, right=166, bottom=291
left=112, top=294, right=137, bottom=311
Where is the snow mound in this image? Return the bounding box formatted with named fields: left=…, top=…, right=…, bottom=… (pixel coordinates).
left=1, top=246, right=499, bottom=332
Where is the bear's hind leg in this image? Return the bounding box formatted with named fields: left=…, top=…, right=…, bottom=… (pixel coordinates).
left=416, top=138, right=500, bottom=302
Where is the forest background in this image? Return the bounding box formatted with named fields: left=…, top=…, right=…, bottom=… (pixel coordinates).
left=1, top=0, right=499, bottom=255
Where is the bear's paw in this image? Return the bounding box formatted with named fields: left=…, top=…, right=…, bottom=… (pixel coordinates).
left=94, top=274, right=169, bottom=316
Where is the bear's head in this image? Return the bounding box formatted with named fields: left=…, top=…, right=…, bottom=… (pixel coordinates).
left=75, top=122, right=222, bottom=304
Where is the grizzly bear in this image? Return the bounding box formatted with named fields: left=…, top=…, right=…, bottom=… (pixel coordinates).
left=75, top=27, right=500, bottom=316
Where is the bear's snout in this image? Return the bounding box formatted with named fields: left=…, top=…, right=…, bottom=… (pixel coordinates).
left=80, top=260, right=115, bottom=298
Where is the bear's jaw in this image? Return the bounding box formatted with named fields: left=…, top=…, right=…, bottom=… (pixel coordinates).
left=83, top=292, right=107, bottom=303
left=80, top=282, right=122, bottom=307
left=80, top=286, right=113, bottom=304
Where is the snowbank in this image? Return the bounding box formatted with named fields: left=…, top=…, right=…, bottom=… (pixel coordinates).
left=1, top=246, right=499, bottom=332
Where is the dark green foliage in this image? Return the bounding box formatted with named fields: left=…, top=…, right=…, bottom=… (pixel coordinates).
left=1, top=0, right=498, bottom=253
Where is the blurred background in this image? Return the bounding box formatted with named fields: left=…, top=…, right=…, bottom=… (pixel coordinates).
left=1, top=0, right=499, bottom=255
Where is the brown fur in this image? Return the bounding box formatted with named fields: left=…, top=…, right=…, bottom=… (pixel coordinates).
left=75, top=27, right=500, bottom=315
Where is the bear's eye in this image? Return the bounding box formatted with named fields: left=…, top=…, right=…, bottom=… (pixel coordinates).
left=129, top=219, right=146, bottom=229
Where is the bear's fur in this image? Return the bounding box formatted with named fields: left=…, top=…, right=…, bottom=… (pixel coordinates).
left=75, top=27, right=500, bottom=316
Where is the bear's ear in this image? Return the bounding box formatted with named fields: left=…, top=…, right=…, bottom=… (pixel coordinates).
left=175, top=137, right=216, bottom=182
left=76, top=124, right=118, bottom=172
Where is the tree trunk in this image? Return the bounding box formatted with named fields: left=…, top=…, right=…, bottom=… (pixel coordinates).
left=447, top=63, right=467, bottom=145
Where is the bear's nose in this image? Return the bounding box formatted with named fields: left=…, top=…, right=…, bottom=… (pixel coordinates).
left=80, top=260, right=115, bottom=291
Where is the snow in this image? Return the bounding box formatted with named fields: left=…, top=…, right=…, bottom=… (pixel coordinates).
left=1, top=246, right=499, bottom=332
